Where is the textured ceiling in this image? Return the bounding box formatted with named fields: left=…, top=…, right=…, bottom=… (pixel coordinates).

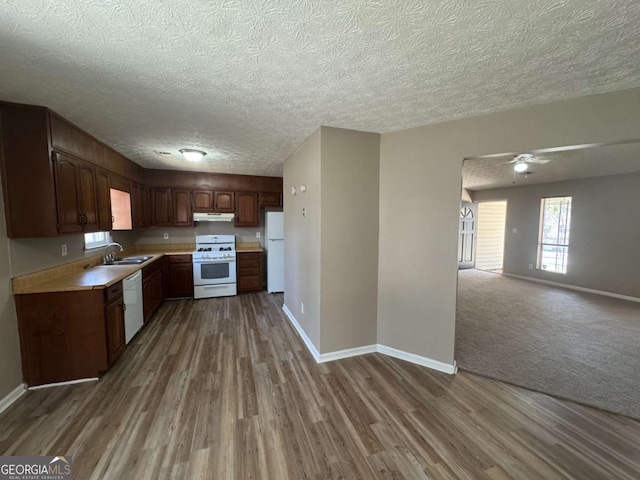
left=1, top=1, right=640, bottom=176
left=463, top=142, right=640, bottom=190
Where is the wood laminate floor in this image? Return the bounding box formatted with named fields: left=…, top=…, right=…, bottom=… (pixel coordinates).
left=1, top=292, right=639, bottom=479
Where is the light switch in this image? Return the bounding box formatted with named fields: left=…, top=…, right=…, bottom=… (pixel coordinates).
left=163, top=232, right=169, bottom=240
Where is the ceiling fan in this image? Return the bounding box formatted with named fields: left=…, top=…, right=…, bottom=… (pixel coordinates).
left=503, top=153, right=550, bottom=173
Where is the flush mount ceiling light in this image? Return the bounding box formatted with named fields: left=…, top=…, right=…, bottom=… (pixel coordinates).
left=514, top=161, right=529, bottom=173
left=179, top=149, right=207, bottom=162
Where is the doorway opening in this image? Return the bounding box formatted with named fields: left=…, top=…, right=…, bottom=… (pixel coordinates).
left=474, top=201, right=507, bottom=273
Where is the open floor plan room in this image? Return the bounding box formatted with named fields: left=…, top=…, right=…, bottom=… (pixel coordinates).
left=2, top=292, right=640, bottom=479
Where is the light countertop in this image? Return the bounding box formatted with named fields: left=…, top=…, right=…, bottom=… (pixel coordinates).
left=13, top=251, right=193, bottom=295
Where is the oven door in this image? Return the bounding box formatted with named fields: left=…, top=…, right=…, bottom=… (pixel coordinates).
left=193, top=259, right=237, bottom=286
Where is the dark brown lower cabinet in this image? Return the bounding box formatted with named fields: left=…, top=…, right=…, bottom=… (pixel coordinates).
left=237, top=251, right=263, bottom=293
left=105, top=294, right=126, bottom=366
left=14, top=284, right=124, bottom=387
left=143, top=259, right=164, bottom=322
left=166, top=254, right=193, bottom=298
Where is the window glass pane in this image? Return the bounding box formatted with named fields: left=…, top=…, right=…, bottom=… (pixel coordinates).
left=539, top=245, right=569, bottom=274
left=84, top=232, right=109, bottom=250
left=200, top=263, right=230, bottom=280
left=537, top=196, right=572, bottom=274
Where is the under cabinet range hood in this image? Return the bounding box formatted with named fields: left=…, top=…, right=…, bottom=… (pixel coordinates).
left=193, top=212, right=235, bottom=222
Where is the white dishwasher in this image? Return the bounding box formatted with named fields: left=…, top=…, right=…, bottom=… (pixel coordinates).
left=123, top=270, right=144, bottom=344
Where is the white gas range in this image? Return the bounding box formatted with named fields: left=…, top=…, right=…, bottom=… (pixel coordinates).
left=193, top=235, right=237, bottom=299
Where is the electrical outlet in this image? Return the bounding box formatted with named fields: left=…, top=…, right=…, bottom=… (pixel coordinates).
left=528, top=264, right=534, bottom=269
left=61, top=244, right=67, bottom=256
left=256, top=232, right=260, bottom=239
left=163, top=232, right=169, bottom=240
left=301, top=302, right=304, bottom=314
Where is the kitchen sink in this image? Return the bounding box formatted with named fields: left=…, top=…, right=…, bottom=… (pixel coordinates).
left=104, top=256, right=153, bottom=265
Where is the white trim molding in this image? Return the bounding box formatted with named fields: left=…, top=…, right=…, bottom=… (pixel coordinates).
left=377, top=345, right=458, bottom=375
left=504, top=273, right=640, bottom=303
left=318, top=345, right=377, bottom=363
left=281, top=305, right=457, bottom=375
left=0, top=383, right=26, bottom=415
left=28, top=378, right=98, bottom=390
left=282, top=304, right=320, bottom=362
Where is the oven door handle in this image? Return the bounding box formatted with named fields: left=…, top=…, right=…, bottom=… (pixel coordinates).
left=202, top=285, right=231, bottom=289
left=193, top=258, right=236, bottom=264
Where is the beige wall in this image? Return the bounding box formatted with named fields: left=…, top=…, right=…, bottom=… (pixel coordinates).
left=283, top=128, right=322, bottom=350
left=0, top=181, right=22, bottom=399
left=473, top=172, right=640, bottom=297
left=378, top=87, right=640, bottom=365
left=320, top=127, right=380, bottom=352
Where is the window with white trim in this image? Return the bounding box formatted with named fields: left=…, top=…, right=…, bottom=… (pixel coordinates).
left=537, top=196, right=572, bottom=274
left=84, top=231, right=110, bottom=250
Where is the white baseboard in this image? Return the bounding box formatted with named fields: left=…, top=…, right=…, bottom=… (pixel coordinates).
left=377, top=344, right=458, bottom=375
left=504, top=273, right=640, bottom=303
left=318, top=345, right=377, bottom=363
left=280, top=306, right=457, bottom=375
left=282, top=305, right=320, bottom=362
left=28, top=378, right=98, bottom=390
left=0, top=383, right=26, bottom=415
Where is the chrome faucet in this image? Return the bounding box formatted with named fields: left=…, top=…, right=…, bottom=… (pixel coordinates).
left=104, top=242, right=124, bottom=264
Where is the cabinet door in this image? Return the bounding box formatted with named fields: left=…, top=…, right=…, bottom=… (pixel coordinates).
left=193, top=190, right=214, bottom=212
left=132, top=183, right=145, bottom=227
left=173, top=189, right=193, bottom=226
left=235, top=192, right=259, bottom=227
left=214, top=191, right=235, bottom=213
left=143, top=276, right=154, bottom=322
left=78, top=160, right=99, bottom=231
left=259, top=192, right=282, bottom=207
left=105, top=296, right=125, bottom=366
left=168, top=264, right=193, bottom=298
left=151, top=188, right=172, bottom=226
left=53, top=152, right=82, bottom=233
left=96, top=168, right=112, bottom=231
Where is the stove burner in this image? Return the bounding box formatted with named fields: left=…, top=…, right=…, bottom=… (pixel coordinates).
left=220, top=247, right=232, bottom=251
left=197, top=247, right=212, bottom=252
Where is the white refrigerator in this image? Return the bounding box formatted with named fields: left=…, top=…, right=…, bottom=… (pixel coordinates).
left=265, top=212, right=284, bottom=293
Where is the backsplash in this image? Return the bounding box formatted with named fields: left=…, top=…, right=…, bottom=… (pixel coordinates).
left=8, top=230, right=138, bottom=277
left=135, top=211, right=266, bottom=247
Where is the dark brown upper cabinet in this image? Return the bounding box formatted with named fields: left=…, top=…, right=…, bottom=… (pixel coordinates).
left=77, top=159, right=99, bottom=232
left=0, top=102, right=143, bottom=238
left=53, top=153, right=101, bottom=233
left=96, top=168, right=113, bottom=231
left=192, top=190, right=214, bottom=212
left=53, top=152, right=83, bottom=234
left=172, top=189, right=193, bottom=226
left=214, top=191, right=235, bottom=213
left=151, top=188, right=172, bottom=226
left=235, top=192, right=259, bottom=227
left=259, top=192, right=282, bottom=208
left=132, top=182, right=146, bottom=228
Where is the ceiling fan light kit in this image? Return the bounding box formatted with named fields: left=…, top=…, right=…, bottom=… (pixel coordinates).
left=514, top=161, right=529, bottom=173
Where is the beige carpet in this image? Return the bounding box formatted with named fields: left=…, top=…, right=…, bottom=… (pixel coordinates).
left=456, top=269, right=640, bottom=419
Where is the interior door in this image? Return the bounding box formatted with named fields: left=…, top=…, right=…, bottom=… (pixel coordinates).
left=458, top=202, right=476, bottom=269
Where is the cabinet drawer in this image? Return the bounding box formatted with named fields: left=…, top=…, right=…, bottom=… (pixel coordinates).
left=238, top=275, right=262, bottom=291
left=238, top=258, right=261, bottom=268
left=239, top=267, right=261, bottom=277
left=168, top=254, right=192, bottom=264
left=105, top=282, right=123, bottom=303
